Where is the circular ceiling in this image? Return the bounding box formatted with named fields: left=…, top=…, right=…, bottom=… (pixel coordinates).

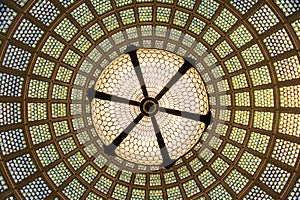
left=91, top=48, right=210, bottom=167
left=0, top=0, right=299, bottom=199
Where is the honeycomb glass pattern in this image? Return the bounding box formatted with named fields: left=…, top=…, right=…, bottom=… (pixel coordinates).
left=29, top=0, right=60, bottom=26
left=13, top=19, right=44, bottom=48
left=0, top=3, right=17, bottom=33
left=92, top=49, right=209, bottom=166
left=0, top=1, right=300, bottom=200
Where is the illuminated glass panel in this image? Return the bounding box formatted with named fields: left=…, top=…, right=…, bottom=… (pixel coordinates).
left=0, top=129, right=26, bottom=155
left=42, top=36, right=65, bottom=59
left=253, top=111, right=274, bottom=131
left=274, top=0, right=300, bottom=16
left=280, top=85, right=300, bottom=107
left=202, top=27, right=220, bottom=45
left=177, top=166, right=191, bottom=179
left=149, top=174, right=161, bottom=186
left=198, top=170, right=216, bottom=188
left=71, top=4, right=94, bottom=27
left=241, top=44, right=264, bottom=66
left=28, top=103, right=47, bottom=121
left=260, top=163, right=290, bottom=193
left=103, top=14, right=119, bottom=32
left=183, top=179, right=200, bottom=198
left=156, top=7, right=171, bottom=23
left=51, top=103, right=67, bottom=118
left=235, top=92, right=250, bottom=107
left=229, top=127, right=246, bottom=144
left=120, top=9, right=135, bottom=25
left=217, top=79, right=230, bottom=92
left=279, top=113, right=300, bottom=137
left=231, top=73, right=248, bottom=89
left=52, top=84, right=68, bottom=99
left=131, top=188, right=145, bottom=199
left=209, top=184, right=231, bottom=199
left=56, top=66, right=73, bottom=83
left=272, top=139, right=299, bottom=166
left=111, top=183, right=128, bottom=200
left=157, top=0, right=173, bottom=3
left=230, top=0, right=258, bottom=14
left=0, top=171, right=8, bottom=192
left=59, top=0, right=75, bottom=8
left=119, top=170, right=132, bottom=183
left=0, top=3, right=17, bottom=33
left=229, top=25, right=253, bottom=48
left=222, top=143, right=239, bottom=161
left=134, top=174, right=146, bottom=186
left=87, top=23, right=105, bottom=41
left=67, top=151, right=86, bottom=171
left=54, top=18, right=78, bottom=42
left=63, top=179, right=86, bottom=199
left=29, top=0, right=60, bottom=26
left=2, top=45, right=31, bottom=71
left=80, top=165, right=98, bottom=184
left=13, top=19, right=44, bottom=47
left=114, top=0, right=132, bottom=7
left=254, top=89, right=274, bottom=107
left=238, top=151, right=261, bottom=175
left=53, top=120, right=69, bottom=137
left=249, top=65, right=272, bottom=86
left=28, top=79, right=49, bottom=98
left=91, top=0, right=112, bottom=15
left=138, top=7, right=153, bottom=22
left=249, top=5, right=279, bottom=34
left=86, top=192, right=103, bottom=200
left=214, top=9, right=238, bottom=33
left=0, top=73, right=23, bottom=97
left=47, top=162, right=71, bottom=186
left=29, top=123, right=51, bottom=145
left=20, top=177, right=51, bottom=199
left=173, top=10, right=189, bottom=27
left=164, top=172, right=176, bottom=184
left=247, top=132, right=269, bottom=154
left=36, top=144, right=59, bottom=166
left=63, top=49, right=81, bottom=67
left=197, top=0, right=219, bottom=19
left=7, top=154, right=37, bottom=183
left=274, top=55, right=300, bottom=82
left=59, top=137, right=76, bottom=154
left=33, top=57, right=55, bottom=78
left=292, top=19, right=300, bottom=40
left=83, top=143, right=98, bottom=157
left=224, top=56, right=242, bottom=73
left=215, top=40, right=233, bottom=58
left=211, top=157, right=229, bottom=176
left=225, top=169, right=248, bottom=194
left=95, top=176, right=113, bottom=194
left=263, top=28, right=294, bottom=56
left=105, top=163, right=119, bottom=177
left=178, top=0, right=196, bottom=10
left=245, top=185, right=273, bottom=200
left=166, top=186, right=183, bottom=199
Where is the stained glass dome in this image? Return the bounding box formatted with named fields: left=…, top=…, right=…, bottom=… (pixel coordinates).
left=0, top=0, right=299, bottom=199
left=91, top=48, right=210, bottom=167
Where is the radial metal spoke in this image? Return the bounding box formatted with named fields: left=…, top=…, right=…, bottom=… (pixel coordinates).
left=94, top=91, right=140, bottom=106
left=155, top=59, right=192, bottom=100
left=159, top=107, right=212, bottom=127
left=151, top=116, right=176, bottom=169
left=128, top=50, right=148, bottom=97
left=104, top=113, right=144, bottom=156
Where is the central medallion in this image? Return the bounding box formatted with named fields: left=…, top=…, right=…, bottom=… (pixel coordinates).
left=140, top=97, right=159, bottom=116
left=90, top=48, right=211, bottom=168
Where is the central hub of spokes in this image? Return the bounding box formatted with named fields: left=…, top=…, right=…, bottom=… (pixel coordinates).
left=140, top=97, right=159, bottom=116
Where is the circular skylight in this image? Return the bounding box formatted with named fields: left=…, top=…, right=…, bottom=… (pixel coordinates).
left=91, top=48, right=210, bottom=167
